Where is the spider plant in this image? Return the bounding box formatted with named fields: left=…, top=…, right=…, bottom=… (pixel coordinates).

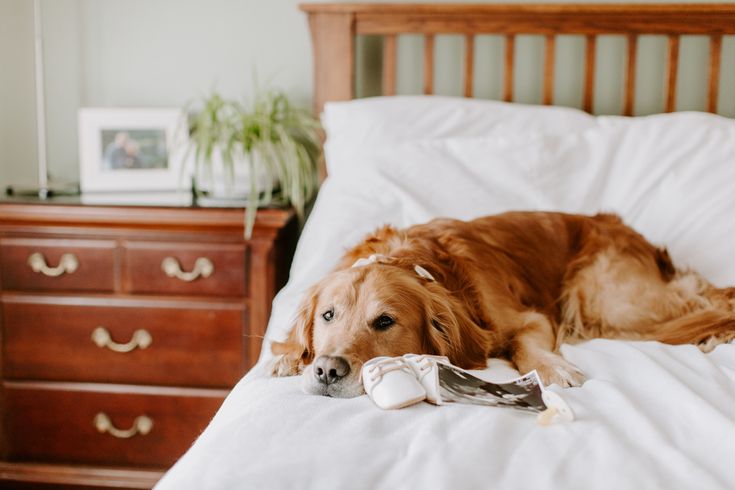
left=185, top=89, right=321, bottom=238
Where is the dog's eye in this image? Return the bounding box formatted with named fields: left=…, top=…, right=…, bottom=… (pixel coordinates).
left=373, top=315, right=395, bottom=331
left=322, top=309, right=334, bottom=322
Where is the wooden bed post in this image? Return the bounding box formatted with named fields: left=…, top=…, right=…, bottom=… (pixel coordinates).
left=305, top=9, right=356, bottom=115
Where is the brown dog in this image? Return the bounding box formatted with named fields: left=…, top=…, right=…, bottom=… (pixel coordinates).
left=271, top=212, right=735, bottom=397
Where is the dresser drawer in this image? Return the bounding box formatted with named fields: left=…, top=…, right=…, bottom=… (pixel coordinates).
left=5, top=383, right=225, bottom=467
left=2, top=297, right=246, bottom=387
left=0, top=238, right=116, bottom=292
left=123, top=241, right=246, bottom=297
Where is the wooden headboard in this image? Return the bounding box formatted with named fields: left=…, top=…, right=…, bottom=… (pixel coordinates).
left=300, top=3, right=735, bottom=116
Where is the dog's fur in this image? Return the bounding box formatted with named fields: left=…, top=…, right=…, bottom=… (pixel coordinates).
left=271, top=212, right=735, bottom=397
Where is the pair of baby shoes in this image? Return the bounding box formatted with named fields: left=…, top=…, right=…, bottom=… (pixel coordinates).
left=361, top=354, right=448, bottom=410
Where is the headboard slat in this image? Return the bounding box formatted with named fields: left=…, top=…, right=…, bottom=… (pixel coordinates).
left=583, top=35, right=596, bottom=113
left=424, top=34, right=435, bottom=95
left=624, top=34, right=638, bottom=117
left=504, top=35, right=516, bottom=103
left=708, top=35, right=723, bottom=113
left=464, top=34, right=475, bottom=97
left=666, top=35, right=680, bottom=113
left=382, top=34, right=398, bottom=96
left=543, top=35, right=556, bottom=105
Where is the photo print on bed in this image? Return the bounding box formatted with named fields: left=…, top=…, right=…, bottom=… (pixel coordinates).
left=430, top=362, right=575, bottom=424
left=436, top=364, right=547, bottom=412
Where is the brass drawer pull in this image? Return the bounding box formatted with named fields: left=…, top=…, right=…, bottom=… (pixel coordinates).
left=161, top=256, right=214, bottom=282
left=94, top=412, right=153, bottom=439
left=92, top=327, right=152, bottom=353
left=27, top=252, right=79, bottom=277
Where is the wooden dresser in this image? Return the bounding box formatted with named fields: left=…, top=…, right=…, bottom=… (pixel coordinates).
left=0, top=199, right=298, bottom=489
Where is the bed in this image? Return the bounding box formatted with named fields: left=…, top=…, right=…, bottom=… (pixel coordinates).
left=156, top=4, right=735, bottom=489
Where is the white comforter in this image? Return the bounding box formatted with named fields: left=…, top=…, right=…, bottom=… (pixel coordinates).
left=159, top=341, right=735, bottom=490
left=156, top=98, right=735, bottom=490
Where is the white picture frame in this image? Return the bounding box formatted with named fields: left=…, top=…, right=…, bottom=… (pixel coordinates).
left=78, top=108, right=189, bottom=193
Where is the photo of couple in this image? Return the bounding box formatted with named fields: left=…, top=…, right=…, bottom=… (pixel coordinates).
left=101, top=129, right=168, bottom=171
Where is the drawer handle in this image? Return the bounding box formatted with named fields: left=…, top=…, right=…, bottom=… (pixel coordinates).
left=94, top=412, right=153, bottom=439
left=92, top=327, right=152, bottom=353
left=161, top=256, right=214, bottom=282
left=27, top=252, right=79, bottom=277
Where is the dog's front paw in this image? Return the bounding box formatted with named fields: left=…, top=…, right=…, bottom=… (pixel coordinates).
left=270, top=354, right=303, bottom=377
left=533, top=355, right=585, bottom=388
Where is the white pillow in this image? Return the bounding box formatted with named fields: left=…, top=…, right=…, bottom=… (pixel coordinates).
left=322, top=96, right=596, bottom=176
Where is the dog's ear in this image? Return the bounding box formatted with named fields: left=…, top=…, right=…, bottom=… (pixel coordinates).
left=270, top=285, right=319, bottom=376
left=421, top=283, right=493, bottom=369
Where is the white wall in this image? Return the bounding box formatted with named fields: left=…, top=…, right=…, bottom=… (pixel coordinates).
left=0, top=0, right=39, bottom=188
left=1, top=0, right=734, bottom=190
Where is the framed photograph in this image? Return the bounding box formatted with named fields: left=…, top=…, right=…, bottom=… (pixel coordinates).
left=78, top=108, right=189, bottom=192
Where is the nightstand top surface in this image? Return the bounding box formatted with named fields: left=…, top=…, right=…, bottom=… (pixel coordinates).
left=0, top=194, right=296, bottom=232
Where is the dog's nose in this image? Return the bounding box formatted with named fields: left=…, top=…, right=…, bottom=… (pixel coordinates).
left=314, top=356, right=350, bottom=384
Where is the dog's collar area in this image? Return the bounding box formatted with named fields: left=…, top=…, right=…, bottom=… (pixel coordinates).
left=351, top=254, right=435, bottom=282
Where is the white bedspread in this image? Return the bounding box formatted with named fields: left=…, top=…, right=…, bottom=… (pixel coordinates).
left=158, top=340, right=735, bottom=490
left=157, top=98, right=735, bottom=490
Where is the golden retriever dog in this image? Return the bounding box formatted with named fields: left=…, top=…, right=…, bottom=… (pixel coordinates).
left=271, top=212, right=735, bottom=397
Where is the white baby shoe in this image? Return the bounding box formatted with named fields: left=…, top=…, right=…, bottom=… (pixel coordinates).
left=403, top=354, right=450, bottom=405
left=362, top=356, right=426, bottom=410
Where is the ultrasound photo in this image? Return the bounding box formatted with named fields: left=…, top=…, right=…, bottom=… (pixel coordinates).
left=437, top=363, right=547, bottom=412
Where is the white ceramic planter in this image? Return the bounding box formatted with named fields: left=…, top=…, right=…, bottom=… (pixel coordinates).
left=194, top=146, right=270, bottom=205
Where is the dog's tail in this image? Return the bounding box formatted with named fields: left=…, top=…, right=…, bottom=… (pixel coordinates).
left=645, top=309, right=735, bottom=348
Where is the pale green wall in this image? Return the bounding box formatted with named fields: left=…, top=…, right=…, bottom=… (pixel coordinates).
left=0, top=0, right=38, bottom=188
left=1, top=0, right=734, bottom=189
left=0, top=0, right=315, bottom=188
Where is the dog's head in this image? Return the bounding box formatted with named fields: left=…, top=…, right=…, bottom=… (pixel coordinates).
left=271, top=258, right=491, bottom=397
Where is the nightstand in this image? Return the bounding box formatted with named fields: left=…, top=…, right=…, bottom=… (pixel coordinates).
left=0, top=198, right=298, bottom=489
